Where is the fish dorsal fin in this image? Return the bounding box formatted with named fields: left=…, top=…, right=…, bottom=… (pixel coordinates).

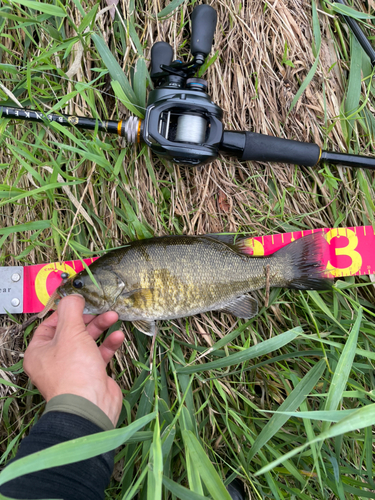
left=132, top=320, right=157, bottom=336
left=202, top=233, right=236, bottom=245
left=203, top=233, right=260, bottom=257
left=221, top=295, right=258, bottom=319
left=233, top=237, right=267, bottom=257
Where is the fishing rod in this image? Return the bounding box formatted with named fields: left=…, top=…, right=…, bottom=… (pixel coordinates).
left=1, top=4, right=375, bottom=170
left=332, top=0, right=375, bottom=66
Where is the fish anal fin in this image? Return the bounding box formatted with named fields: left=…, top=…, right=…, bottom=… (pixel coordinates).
left=221, top=295, right=258, bottom=319
left=132, top=320, right=157, bottom=337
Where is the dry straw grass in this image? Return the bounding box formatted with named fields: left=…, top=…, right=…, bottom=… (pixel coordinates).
left=0, top=0, right=375, bottom=497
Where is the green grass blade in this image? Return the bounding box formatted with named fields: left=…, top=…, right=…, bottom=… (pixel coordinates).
left=158, top=0, right=187, bottom=18
left=147, top=415, right=163, bottom=500
left=248, top=359, right=326, bottom=460
left=176, top=327, right=302, bottom=373
left=162, top=476, right=209, bottom=500
left=182, top=431, right=232, bottom=500
left=0, top=413, right=156, bottom=487
left=111, top=80, right=144, bottom=119
left=307, top=290, right=347, bottom=332
left=330, top=2, right=375, bottom=20
left=180, top=408, right=203, bottom=494
left=255, top=403, right=375, bottom=476
left=10, top=0, right=66, bottom=17
left=322, top=308, right=363, bottom=432
left=299, top=399, right=323, bottom=492
left=344, top=35, right=362, bottom=142
left=128, top=19, right=144, bottom=56
left=261, top=409, right=355, bottom=421
left=0, top=220, right=50, bottom=240
left=91, top=33, right=141, bottom=112
left=0, top=181, right=83, bottom=209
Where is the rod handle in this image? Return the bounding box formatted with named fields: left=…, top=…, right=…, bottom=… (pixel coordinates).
left=221, top=131, right=321, bottom=166
left=191, top=4, right=217, bottom=62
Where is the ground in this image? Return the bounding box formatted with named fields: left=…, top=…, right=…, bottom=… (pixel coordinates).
left=0, top=0, right=375, bottom=498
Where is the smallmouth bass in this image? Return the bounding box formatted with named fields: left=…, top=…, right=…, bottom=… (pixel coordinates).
left=58, top=233, right=332, bottom=336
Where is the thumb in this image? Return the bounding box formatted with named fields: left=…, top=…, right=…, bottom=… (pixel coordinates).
left=56, top=295, right=86, bottom=336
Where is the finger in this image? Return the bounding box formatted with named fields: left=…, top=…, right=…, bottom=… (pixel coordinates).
left=86, top=311, right=119, bottom=341
left=30, top=311, right=59, bottom=343
left=99, top=330, right=125, bottom=365
left=55, top=295, right=86, bottom=338
left=83, top=314, right=97, bottom=324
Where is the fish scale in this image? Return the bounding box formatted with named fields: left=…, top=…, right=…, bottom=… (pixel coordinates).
left=117, top=238, right=265, bottom=317
left=58, top=234, right=332, bottom=336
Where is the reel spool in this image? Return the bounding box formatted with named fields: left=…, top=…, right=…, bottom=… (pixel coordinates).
left=175, top=114, right=207, bottom=144
left=156, top=110, right=207, bottom=144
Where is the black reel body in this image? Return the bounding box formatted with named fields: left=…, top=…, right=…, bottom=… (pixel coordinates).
left=143, top=86, right=223, bottom=166
left=140, top=5, right=221, bottom=166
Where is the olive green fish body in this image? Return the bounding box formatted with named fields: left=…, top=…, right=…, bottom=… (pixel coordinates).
left=58, top=234, right=331, bottom=335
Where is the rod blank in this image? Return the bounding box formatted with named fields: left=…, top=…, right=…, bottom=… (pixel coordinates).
left=320, top=151, right=375, bottom=170
left=0, top=105, right=120, bottom=135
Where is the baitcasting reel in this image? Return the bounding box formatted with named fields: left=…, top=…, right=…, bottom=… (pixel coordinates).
left=1, top=3, right=375, bottom=170
left=139, top=4, right=223, bottom=166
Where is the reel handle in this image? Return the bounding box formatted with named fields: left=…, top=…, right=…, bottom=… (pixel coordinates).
left=191, top=4, right=217, bottom=63
left=220, top=131, right=321, bottom=166
left=150, top=41, right=174, bottom=76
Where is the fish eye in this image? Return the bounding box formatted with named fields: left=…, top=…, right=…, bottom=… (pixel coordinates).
left=72, top=278, right=84, bottom=289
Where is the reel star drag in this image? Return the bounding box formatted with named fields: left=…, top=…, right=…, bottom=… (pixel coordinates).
left=1, top=3, right=375, bottom=170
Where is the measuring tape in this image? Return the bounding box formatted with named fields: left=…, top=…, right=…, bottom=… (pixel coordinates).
left=1, top=226, right=373, bottom=315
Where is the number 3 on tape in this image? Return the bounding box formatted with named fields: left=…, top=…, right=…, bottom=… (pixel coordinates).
left=325, top=228, right=362, bottom=277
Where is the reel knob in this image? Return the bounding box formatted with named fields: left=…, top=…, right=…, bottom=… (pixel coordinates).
left=150, top=42, right=173, bottom=77
left=191, top=4, right=217, bottom=63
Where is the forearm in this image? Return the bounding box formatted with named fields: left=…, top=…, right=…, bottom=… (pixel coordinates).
left=0, top=395, right=115, bottom=500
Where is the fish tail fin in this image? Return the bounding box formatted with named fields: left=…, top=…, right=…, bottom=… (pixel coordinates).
left=272, top=233, right=333, bottom=290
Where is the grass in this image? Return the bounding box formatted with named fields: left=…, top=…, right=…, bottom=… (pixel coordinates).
left=1, top=0, right=375, bottom=498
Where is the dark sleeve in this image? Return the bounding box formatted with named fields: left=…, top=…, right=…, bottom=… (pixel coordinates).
left=0, top=411, right=115, bottom=500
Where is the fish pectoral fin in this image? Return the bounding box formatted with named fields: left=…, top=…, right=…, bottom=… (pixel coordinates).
left=221, top=295, right=258, bottom=319
left=132, top=320, right=157, bottom=337
left=117, top=287, right=154, bottom=307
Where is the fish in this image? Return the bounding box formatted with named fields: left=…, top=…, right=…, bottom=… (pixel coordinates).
left=58, top=233, right=332, bottom=336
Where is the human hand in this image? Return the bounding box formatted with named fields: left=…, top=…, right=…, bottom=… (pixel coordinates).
left=23, top=295, right=125, bottom=426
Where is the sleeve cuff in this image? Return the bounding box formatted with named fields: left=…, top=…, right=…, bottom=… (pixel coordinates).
left=44, top=394, right=114, bottom=431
